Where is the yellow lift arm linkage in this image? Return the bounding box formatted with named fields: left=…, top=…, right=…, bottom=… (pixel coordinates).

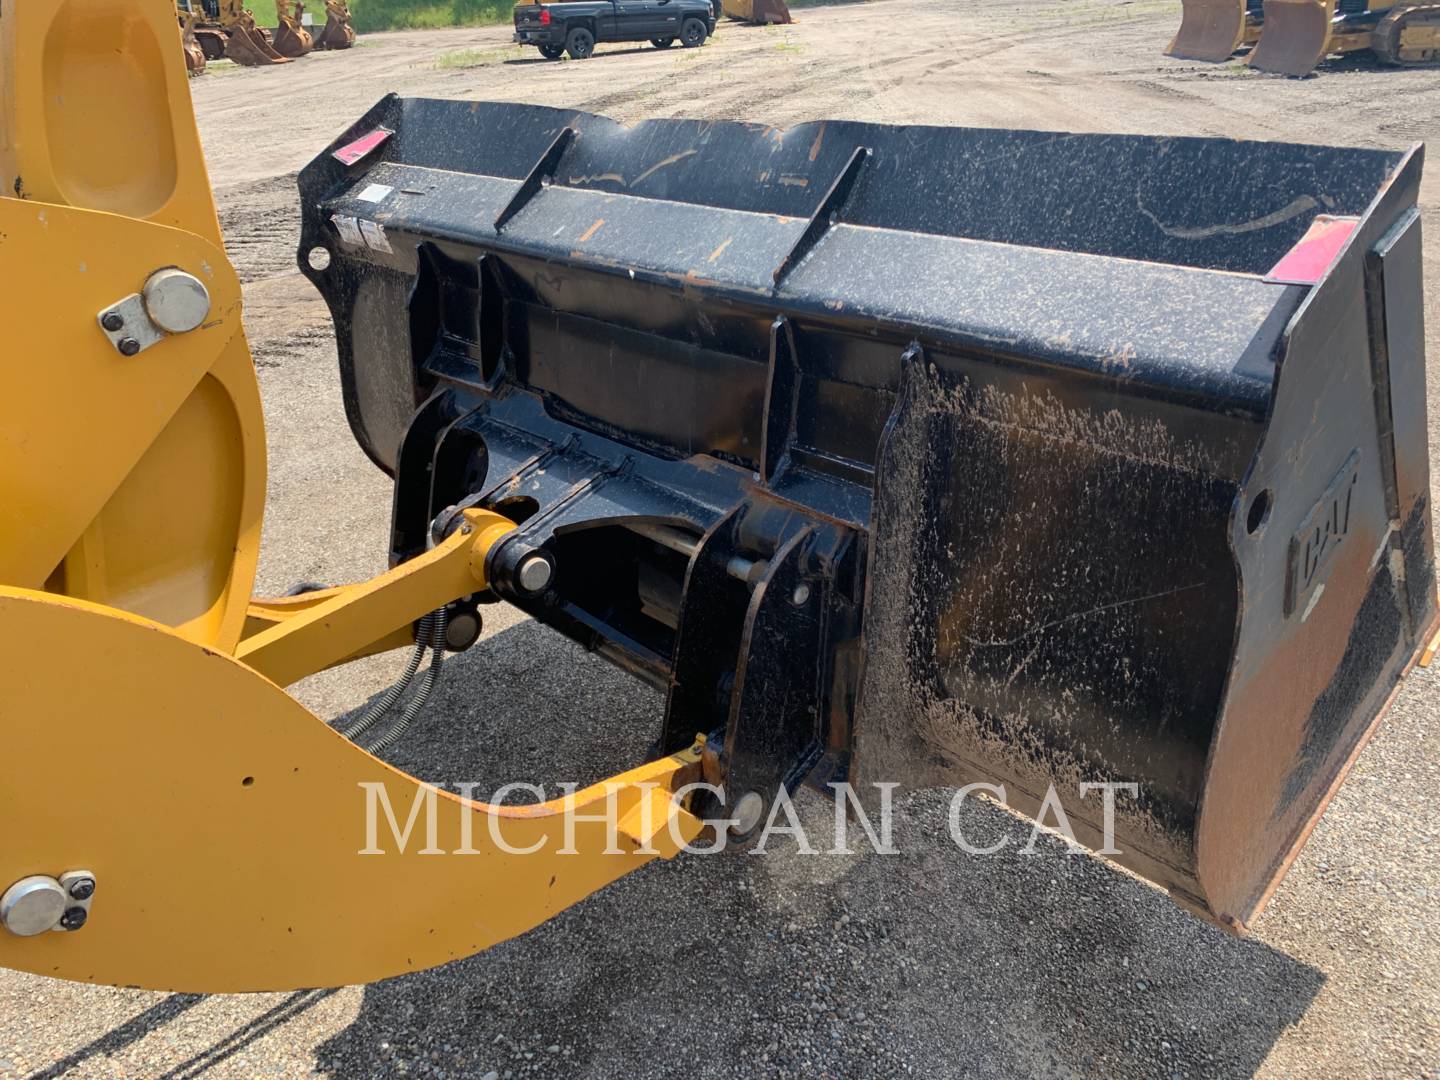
left=0, top=0, right=702, bottom=991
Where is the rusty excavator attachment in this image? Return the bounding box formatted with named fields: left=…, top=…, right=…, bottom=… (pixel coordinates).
left=1247, top=0, right=1336, bottom=73
left=1, top=0, right=1435, bottom=994
left=272, top=0, right=314, bottom=57
left=1170, top=0, right=1440, bottom=75
left=177, top=6, right=208, bottom=73
left=1248, top=1, right=1440, bottom=75
left=224, top=9, right=291, bottom=64
left=315, top=0, right=357, bottom=48
left=721, top=0, right=794, bottom=25
left=1166, top=0, right=1262, bottom=59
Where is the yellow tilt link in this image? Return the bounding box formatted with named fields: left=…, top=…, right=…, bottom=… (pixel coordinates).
left=235, top=509, right=516, bottom=687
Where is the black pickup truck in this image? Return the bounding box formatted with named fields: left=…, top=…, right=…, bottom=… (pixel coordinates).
left=513, top=0, right=716, bottom=59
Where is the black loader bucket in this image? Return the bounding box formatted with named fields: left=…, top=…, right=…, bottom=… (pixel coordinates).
left=298, top=99, right=1435, bottom=932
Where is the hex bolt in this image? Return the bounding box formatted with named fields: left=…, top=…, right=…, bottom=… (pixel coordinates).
left=67, top=877, right=95, bottom=901
left=117, top=337, right=141, bottom=357
left=58, top=907, right=88, bottom=932
left=791, top=583, right=811, bottom=606
left=100, top=311, right=125, bottom=332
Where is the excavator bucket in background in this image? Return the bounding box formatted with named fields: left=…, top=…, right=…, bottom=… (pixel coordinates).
left=177, top=7, right=207, bottom=73
left=315, top=0, right=357, bottom=48
left=721, top=0, right=794, bottom=25
left=272, top=0, right=314, bottom=57
left=1248, top=0, right=1336, bottom=74
left=225, top=10, right=291, bottom=64
left=1166, top=0, right=1253, bottom=59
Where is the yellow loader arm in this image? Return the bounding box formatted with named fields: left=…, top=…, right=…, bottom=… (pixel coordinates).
left=0, top=0, right=701, bottom=991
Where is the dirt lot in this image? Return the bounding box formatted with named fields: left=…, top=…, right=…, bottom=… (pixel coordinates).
left=3, top=0, right=1440, bottom=1077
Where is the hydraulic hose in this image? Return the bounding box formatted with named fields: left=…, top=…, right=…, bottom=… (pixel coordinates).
left=338, top=612, right=434, bottom=741
left=364, top=607, right=448, bottom=754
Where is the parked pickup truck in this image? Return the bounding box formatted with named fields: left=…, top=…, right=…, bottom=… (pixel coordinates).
left=513, top=0, right=716, bottom=59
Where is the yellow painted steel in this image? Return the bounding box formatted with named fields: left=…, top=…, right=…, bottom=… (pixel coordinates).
left=1, top=0, right=264, bottom=651
left=0, top=199, right=259, bottom=648
left=0, top=587, right=704, bottom=992
left=0, top=0, right=225, bottom=244
left=0, top=0, right=711, bottom=992
left=245, top=590, right=419, bottom=669
left=1422, top=626, right=1440, bottom=667
left=236, top=509, right=516, bottom=687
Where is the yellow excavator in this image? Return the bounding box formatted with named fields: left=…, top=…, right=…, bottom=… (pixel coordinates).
left=178, top=0, right=352, bottom=73
left=178, top=6, right=209, bottom=73
left=273, top=0, right=316, bottom=57
left=181, top=0, right=290, bottom=65
left=2, top=0, right=1437, bottom=993
left=1168, top=0, right=1440, bottom=75
left=316, top=0, right=358, bottom=48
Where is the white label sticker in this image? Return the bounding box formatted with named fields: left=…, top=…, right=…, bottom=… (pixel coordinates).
left=357, top=183, right=393, bottom=204
left=359, top=218, right=394, bottom=254
left=330, top=213, right=363, bottom=247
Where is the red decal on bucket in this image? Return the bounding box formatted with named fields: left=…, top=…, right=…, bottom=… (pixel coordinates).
left=1264, top=215, right=1360, bottom=287
left=332, top=127, right=393, bottom=167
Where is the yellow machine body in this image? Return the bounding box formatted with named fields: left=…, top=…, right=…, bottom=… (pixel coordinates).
left=316, top=0, right=358, bottom=49
left=0, top=587, right=704, bottom=991
left=0, top=0, right=701, bottom=991
left=178, top=6, right=208, bottom=72
left=1167, top=0, right=1440, bottom=73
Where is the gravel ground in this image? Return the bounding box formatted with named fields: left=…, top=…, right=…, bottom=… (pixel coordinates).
left=3, top=0, right=1439, bottom=1076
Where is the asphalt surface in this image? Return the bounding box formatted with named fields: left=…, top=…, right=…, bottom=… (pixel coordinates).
left=2, top=0, right=1439, bottom=1076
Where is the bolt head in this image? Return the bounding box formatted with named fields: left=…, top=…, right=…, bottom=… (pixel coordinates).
left=101, top=311, right=125, bottom=332
left=58, top=906, right=88, bottom=931
left=0, top=877, right=66, bottom=937
left=791, top=583, right=811, bottom=606
left=68, top=877, right=95, bottom=901
left=142, top=268, right=211, bottom=334
left=444, top=611, right=481, bottom=651
left=117, top=337, right=141, bottom=357
left=516, top=553, right=553, bottom=594
left=730, top=791, right=766, bottom=837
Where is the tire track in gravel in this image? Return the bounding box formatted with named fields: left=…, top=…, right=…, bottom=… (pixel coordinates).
left=217, top=173, right=303, bottom=284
